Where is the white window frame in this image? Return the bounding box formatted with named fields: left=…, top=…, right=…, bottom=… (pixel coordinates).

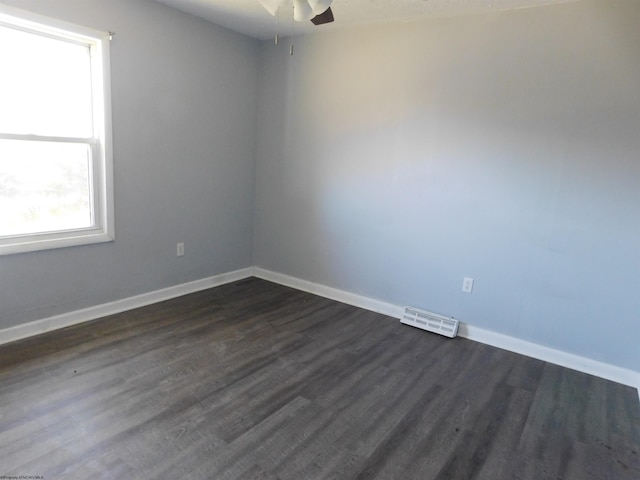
left=0, top=5, right=114, bottom=256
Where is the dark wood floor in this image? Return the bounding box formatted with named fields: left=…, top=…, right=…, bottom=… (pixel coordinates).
left=0, top=278, right=638, bottom=479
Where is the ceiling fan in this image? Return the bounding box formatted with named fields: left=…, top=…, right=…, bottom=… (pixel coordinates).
left=257, top=0, right=335, bottom=26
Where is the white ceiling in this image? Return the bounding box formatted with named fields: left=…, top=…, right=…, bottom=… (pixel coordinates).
left=154, top=0, right=578, bottom=40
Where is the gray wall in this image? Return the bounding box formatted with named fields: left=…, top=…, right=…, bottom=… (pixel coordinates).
left=0, top=0, right=259, bottom=328
left=254, top=1, right=640, bottom=372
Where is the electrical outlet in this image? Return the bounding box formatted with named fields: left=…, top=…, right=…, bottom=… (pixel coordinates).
left=177, top=242, right=184, bottom=257
left=462, top=277, right=474, bottom=293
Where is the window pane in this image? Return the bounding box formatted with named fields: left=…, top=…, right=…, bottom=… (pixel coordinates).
left=0, top=24, right=93, bottom=138
left=0, top=139, right=92, bottom=237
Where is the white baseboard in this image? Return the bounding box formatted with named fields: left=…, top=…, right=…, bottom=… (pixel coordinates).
left=2, top=265, right=638, bottom=398
left=458, top=324, right=640, bottom=394
left=255, top=267, right=640, bottom=395
left=253, top=268, right=405, bottom=319
left=0, top=267, right=254, bottom=347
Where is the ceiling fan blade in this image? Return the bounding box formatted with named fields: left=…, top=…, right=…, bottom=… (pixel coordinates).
left=311, top=6, right=334, bottom=25
left=257, top=0, right=288, bottom=16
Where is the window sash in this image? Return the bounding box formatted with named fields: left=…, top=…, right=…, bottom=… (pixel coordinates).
left=0, top=137, right=98, bottom=236
left=0, top=21, right=95, bottom=139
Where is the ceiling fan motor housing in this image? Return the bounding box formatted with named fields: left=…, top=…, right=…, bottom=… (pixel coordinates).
left=260, top=0, right=334, bottom=24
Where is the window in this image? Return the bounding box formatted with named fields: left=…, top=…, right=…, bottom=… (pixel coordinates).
left=0, top=6, right=113, bottom=255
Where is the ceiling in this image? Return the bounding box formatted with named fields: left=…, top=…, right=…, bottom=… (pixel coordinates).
left=154, top=0, right=578, bottom=40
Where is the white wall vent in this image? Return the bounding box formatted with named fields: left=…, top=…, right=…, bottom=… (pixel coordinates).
left=401, top=306, right=459, bottom=338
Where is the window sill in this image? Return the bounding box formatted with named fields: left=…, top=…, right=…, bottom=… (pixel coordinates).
left=0, top=229, right=114, bottom=256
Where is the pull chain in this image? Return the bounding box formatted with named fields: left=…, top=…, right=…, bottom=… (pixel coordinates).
left=290, top=2, right=295, bottom=56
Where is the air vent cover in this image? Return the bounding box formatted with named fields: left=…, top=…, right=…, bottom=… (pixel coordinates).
left=401, top=306, right=459, bottom=338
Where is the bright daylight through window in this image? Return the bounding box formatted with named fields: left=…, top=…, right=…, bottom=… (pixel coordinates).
left=0, top=6, right=113, bottom=255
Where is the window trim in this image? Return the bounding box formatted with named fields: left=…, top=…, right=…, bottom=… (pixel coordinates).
left=0, top=5, right=114, bottom=256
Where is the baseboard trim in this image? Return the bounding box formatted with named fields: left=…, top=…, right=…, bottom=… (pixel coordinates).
left=458, top=324, right=640, bottom=394
left=0, top=267, right=254, bottom=347
left=255, top=267, right=640, bottom=394
left=2, top=266, right=638, bottom=397
left=253, top=268, right=405, bottom=319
